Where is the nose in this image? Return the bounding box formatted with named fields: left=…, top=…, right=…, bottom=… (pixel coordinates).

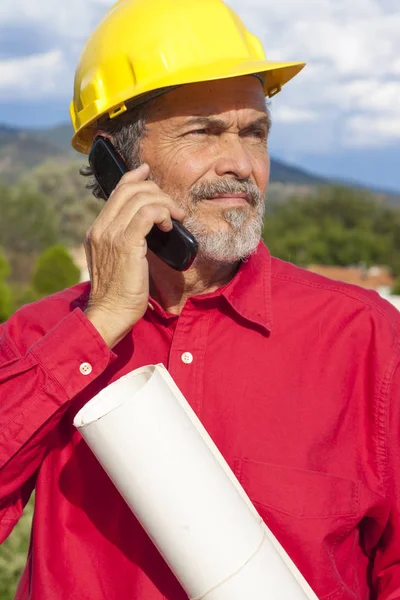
left=213, top=134, right=253, bottom=180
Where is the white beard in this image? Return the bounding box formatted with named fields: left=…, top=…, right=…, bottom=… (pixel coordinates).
left=151, top=170, right=265, bottom=264
left=183, top=201, right=264, bottom=264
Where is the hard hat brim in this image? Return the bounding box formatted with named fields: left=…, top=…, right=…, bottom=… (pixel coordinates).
left=71, top=59, right=305, bottom=155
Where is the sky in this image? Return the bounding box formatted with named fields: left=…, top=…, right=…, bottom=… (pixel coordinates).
left=1, top=0, right=399, bottom=192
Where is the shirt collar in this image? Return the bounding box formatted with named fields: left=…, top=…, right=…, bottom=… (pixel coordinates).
left=148, top=241, right=273, bottom=333
left=221, top=241, right=273, bottom=333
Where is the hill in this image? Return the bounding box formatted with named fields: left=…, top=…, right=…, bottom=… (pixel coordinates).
left=0, top=125, right=67, bottom=183
left=35, top=124, right=328, bottom=185
left=34, top=124, right=75, bottom=153
left=0, top=123, right=327, bottom=186
left=1, top=123, right=399, bottom=206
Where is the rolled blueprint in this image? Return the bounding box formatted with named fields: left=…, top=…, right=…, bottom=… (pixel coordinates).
left=74, top=364, right=318, bottom=600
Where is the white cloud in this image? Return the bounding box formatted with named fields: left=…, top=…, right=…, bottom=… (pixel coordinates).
left=0, top=50, right=70, bottom=100
left=273, top=106, right=318, bottom=124
left=345, top=115, right=400, bottom=148
left=0, top=0, right=399, bottom=151
left=227, top=0, right=400, bottom=149
left=0, top=0, right=103, bottom=38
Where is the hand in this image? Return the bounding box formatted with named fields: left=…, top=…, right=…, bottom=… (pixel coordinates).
left=83, top=163, right=185, bottom=348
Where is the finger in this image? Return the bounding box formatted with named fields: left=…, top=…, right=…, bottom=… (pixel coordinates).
left=97, top=179, right=161, bottom=226
left=114, top=193, right=185, bottom=232
left=124, top=204, right=175, bottom=245
left=100, top=162, right=151, bottom=213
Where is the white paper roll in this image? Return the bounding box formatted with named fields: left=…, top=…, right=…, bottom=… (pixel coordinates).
left=74, top=364, right=318, bottom=600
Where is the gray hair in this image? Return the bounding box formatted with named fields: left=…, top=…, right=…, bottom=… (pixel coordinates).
left=79, top=101, right=154, bottom=200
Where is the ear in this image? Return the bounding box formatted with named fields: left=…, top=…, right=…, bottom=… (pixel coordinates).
left=92, top=132, right=129, bottom=167
left=93, top=130, right=115, bottom=144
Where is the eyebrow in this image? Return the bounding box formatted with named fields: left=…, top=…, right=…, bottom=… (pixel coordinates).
left=183, top=113, right=272, bottom=133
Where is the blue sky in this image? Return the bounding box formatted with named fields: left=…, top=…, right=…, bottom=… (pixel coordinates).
left=1, top=0, right=399, bottom=192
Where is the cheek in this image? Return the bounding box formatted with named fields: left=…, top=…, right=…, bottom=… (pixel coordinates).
left=163, top=162, right=204, bottom=202
left=143, top=136, right=270, bottom=197
left=253, top=153, right=270, bottom=193
left=150, top=144, right=212, bottom=194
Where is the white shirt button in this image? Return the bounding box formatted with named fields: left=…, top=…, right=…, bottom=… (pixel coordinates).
left=80, top=362, right=93, bottom=375
left=181, top=352, right=193, bottom=365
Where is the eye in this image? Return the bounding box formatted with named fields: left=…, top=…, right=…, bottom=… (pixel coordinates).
left=248, top=129, right=267, bottom=139
left=186, top=129, right=208, bottom=136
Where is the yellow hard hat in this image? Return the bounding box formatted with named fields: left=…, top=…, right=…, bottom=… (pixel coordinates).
left=70, top=0, right=305, bottom=154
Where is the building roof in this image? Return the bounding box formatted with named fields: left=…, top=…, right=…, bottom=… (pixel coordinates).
left=306, top=264, right=394, bottom=291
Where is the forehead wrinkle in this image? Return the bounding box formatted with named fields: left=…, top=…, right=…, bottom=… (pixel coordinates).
left=183, top=112, right=271, bottom=133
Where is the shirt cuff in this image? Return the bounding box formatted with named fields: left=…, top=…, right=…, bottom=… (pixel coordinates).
left=29, top=307, right=117, bottom=401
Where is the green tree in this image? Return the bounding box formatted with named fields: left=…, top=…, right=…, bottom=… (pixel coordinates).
left=0, top=249, right=13, bottom=323
left=0, top=182, right=59, bottom=283
left=10, top=284, right=40, bottom=311
left=0, top=183, right=58, bottom=255
left=391, top=278, right=400, bottom=296
left=264, top=185, right=399, bottom=272
left=32, top=245, right=81, bottom=298
left=0, top=281, right=13, bottom=324
left=22, top=160, right=102, bottom=248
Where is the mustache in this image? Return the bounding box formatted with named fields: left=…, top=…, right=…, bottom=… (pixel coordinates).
left=189, top=178, right=262, bottom=206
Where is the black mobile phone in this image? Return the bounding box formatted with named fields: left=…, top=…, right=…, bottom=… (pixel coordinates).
left=88, top=136, right=198, bottom=271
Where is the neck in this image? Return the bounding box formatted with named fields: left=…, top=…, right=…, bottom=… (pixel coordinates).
left=148, top=252, right=240, bottom=315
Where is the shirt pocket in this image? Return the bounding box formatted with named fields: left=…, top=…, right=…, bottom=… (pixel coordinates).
left=235, top=459, right=360, bottom=600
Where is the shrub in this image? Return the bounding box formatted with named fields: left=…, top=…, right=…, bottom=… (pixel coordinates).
left=0, top=250, right=13, bottom=323
left=0, top=281, right=13, bottom=323
left=32, top=245, right=81, bottom=298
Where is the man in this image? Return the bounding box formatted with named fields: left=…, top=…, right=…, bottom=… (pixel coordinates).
left=1, top=0, right=400, bottom=598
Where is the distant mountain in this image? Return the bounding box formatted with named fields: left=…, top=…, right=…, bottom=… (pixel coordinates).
left=269, top=158, right=326, bottom=186
left=31, top=124, right=329, bottom=185
left=36, top=125, right=330, bottom=185
left=33, top=124, right=75, bottom=153
left=0, top=126, right=67, bottom=182
left=0, top=123, right=398, bottom=206
left=0, top=125, right=20, bottom=137
left=0, top=122, right=329, bottom=187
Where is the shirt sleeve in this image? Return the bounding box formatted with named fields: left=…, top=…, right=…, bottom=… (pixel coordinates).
left=0, top=306, right=117, bottom=541
left=372, top=352, right=400, bottom=598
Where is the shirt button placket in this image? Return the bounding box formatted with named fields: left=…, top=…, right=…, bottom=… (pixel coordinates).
left=168, top=302, right=210, bottom=416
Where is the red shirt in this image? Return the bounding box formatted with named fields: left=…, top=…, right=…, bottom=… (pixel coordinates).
left=1, top=242, right=400, bottom=600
